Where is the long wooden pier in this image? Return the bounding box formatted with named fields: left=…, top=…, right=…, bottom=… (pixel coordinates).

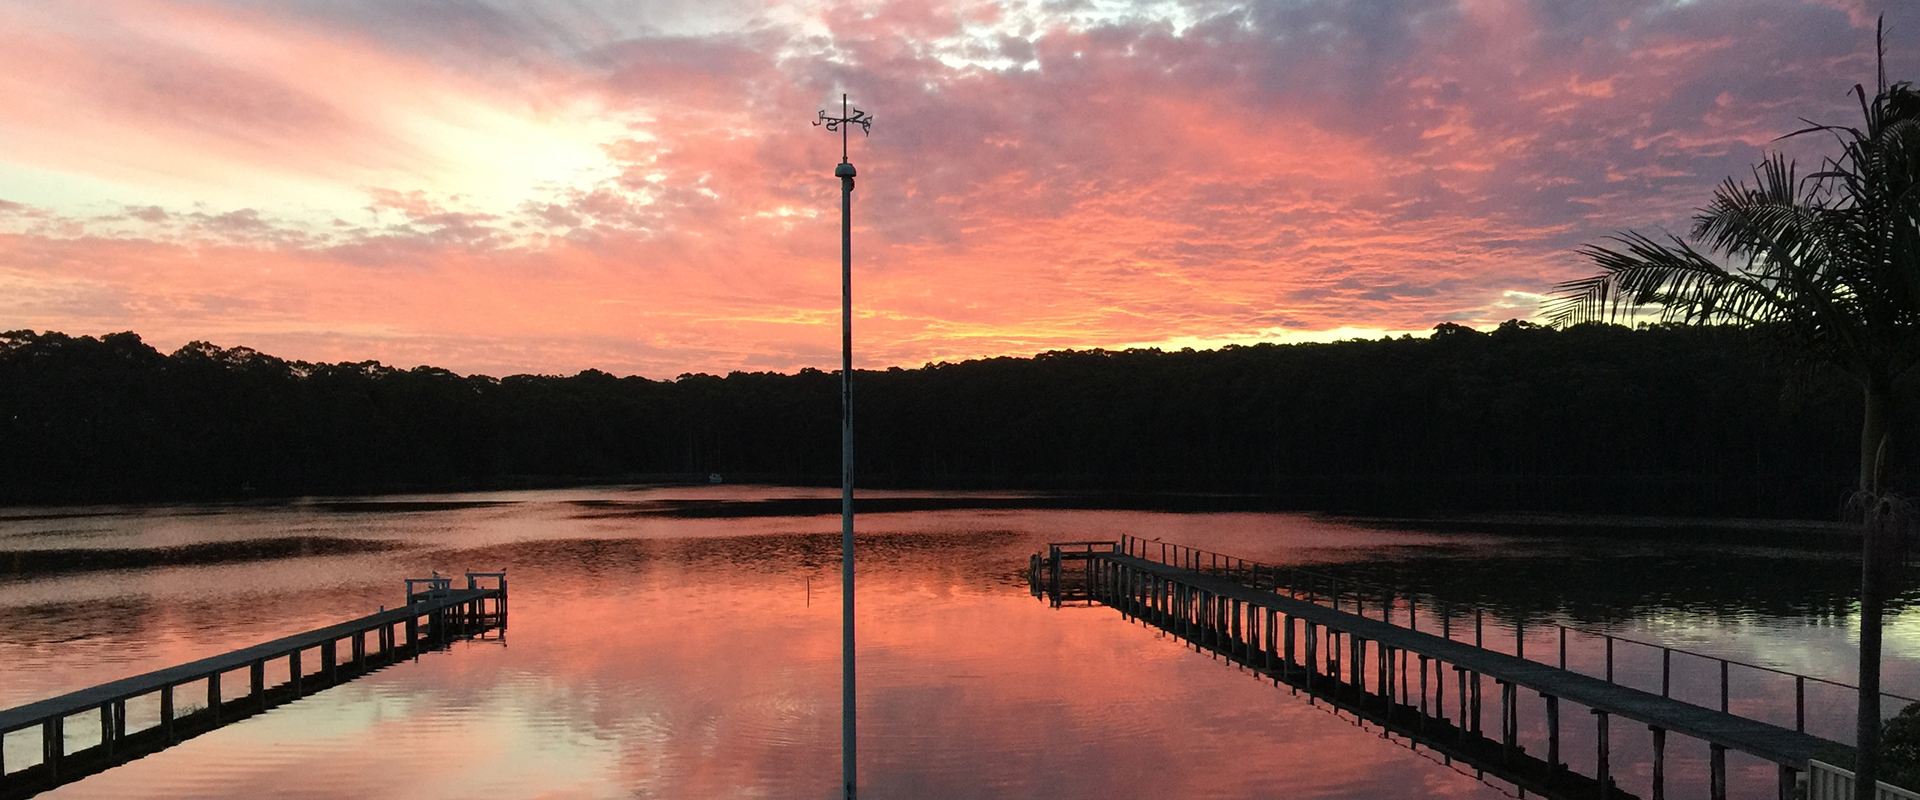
left=1098, top=561, right=1632, bottom=799
left=1033, top=538, right=1875, bottom=800
left=0, top=572, right=506, bottom=799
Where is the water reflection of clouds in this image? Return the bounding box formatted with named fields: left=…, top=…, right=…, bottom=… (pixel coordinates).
left=7, top=489, right=1918, bottom=798
left=21, top=531, right=1514, bottom=797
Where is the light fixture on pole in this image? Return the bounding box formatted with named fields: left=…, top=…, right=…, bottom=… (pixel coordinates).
left=813, top=93, right=870, bottom=800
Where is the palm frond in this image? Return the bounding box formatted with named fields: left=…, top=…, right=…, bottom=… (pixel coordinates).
left=1544, top=233, right=1778, bottom=327
left=1552, top=64, right=1920, bottom=386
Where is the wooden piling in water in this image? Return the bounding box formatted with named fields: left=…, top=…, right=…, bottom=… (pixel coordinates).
left=1651, top=725, right=1666, bottom=800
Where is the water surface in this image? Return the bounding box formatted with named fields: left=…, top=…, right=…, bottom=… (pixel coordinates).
left=1, top=486, right=1913, bottom=799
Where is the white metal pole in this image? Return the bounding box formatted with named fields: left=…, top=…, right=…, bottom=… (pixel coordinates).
left=814, top=92, right=869, bottom=800
left=836, top=115, right=858, bottom=800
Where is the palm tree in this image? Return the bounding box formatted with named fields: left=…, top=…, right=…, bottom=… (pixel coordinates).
left=1546, top=25, right=1920, bottom=797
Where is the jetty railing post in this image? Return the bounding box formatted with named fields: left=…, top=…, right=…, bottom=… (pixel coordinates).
left=1470, top=671, right=1481, bottom=733
left=1559, top=625, right=1567, bottom=669
left=290, top=650, right=302, bottom=698
left=1662, top=648, right=1672, bottom=697
left=1797, top=676, right=1806, bottom=732
left=1376, top=643, right=1388, bottom=700
left=1455, top=667, right=1469, bottom=740
left=1605, top=635, right=1614, bottom=683
left=1419, top=656, right=1430, bottom=714
left=1266, top=607, right=1277, bottom=672
left=1545, top=694, right=1560, bottom=768
left=1710, top=743, right=1727, bottom=800
left=208, top=671, right=221, bottom=723
left=161, top=684, right=174, bottom=739
left=1651, top=725, right=1666, bottom=800
left=1594, top=708, right=1610, bottom=797
left=42, top=716, right=59, bottom=781
left=1284, top=615, right=1296, bottom=680
left=1398, top=648, right=1408, bottom=705
left=1504, top=681, right=1518, bottom=751
left=1251, top=602, right=1260, bottom=659
left=1496, top=679, right=1511, bottom=756
left=1728, top=656, right=1743, bottom=713
left=1516, top=618, right=1524, bottom=660
left=1175, top=579, right=1190, bottom=636
left=1475, top=607, right=1483, bottom=647
left=251, top=659, right=265, bottom=711
left=1777, top=764, right=1797, bottom=800
left=1305, top=623, right=1317, bottom=695
left=1214, top=592, right=1223, bottom=646
left=1223, top=596, right=1233, bottom=650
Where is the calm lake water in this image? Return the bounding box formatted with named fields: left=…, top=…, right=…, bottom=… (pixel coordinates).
left=2, top=485, right=1918, bottom=799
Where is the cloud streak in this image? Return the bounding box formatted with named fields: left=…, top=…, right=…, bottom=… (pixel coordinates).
left=0, top=0, right=1910, bottom=376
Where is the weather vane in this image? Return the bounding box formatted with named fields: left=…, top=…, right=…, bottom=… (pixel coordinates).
left=813, top=94, right=873, bottom=164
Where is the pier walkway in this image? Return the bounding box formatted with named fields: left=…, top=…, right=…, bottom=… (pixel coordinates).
left=0, top=572, right=506, bottom=799
left=1032, top=537, right=1901, bottom=800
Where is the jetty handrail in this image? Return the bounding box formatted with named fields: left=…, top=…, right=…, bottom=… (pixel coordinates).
left=1117, top=534, right=1920, bottom=725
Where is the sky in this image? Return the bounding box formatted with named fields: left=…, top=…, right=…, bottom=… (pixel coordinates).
left=0, top=0, right=1911, bottom=378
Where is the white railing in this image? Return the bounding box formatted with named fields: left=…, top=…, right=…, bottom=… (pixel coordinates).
left=1807, top=760, right=1920, bottom=800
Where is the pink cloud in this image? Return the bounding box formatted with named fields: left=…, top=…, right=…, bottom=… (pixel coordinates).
left=0, top=0, right=1910, bottom=376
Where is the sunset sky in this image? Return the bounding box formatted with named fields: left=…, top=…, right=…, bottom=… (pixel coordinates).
left=0, top=0, right=1911, bottom=378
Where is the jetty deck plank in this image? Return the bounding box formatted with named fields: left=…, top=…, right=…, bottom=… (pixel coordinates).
left=1109, top=554, right=1845, bottom=767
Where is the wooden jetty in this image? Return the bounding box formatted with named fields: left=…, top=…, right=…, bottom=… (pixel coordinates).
left=0, top=572, right=506, bottom=800
left=1033, top=537, right=1881, bottom=800
left=1107, top=569, right=1634, bottom=799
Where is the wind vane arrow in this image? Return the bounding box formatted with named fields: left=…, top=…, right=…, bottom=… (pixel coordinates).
left=813, top=94, right=873, bottom=164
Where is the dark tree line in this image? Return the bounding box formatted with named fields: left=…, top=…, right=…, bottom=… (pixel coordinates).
left=0, top=322, right=1901, bottom=516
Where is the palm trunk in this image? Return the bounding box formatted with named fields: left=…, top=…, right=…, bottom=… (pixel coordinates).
left=1857, top=381, right=1893, bottom=800
left=1863, top=382, right=1892, bottom=495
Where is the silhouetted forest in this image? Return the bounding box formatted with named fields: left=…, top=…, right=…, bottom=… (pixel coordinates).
left=0, top=322, right=1903, bottom=516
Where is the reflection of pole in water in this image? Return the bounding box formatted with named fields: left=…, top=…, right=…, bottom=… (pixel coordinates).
left=814, top=92, right=871, bottom=800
